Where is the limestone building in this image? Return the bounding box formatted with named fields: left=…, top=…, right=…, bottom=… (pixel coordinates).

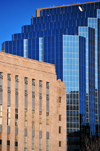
left=0, top=52, right=66, bottom=151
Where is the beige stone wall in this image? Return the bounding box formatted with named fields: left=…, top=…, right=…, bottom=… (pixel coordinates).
left=0, top=52, right=66, bottom=151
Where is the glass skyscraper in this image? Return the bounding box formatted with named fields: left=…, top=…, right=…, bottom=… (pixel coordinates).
left=2, top=1, right=100, bottom=150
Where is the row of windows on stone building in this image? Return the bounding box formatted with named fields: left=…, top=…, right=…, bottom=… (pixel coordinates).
left=0, top=72, right=50, bottom=151
left=24, top=78, right=50, bottom=151
left=0, top=73, right=63, bottom=150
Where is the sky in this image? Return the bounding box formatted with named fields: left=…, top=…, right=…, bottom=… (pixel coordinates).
left=0, top=0, right=98, bottom=51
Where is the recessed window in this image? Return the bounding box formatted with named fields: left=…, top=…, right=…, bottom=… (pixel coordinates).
left=32, top=136, right=34, bottom=151
left=0, top=106, right=2, bottom=125
left=39, top=138, right=42, bottom=150
left=59, top=115, right=61, bottom=121
left=7, top=140, right=10, bottom=146
left=46, top=139, right=49, bottom=151
left=39, top=111, right=42, bottom=131
left=59, top=141, right=61, bottom=147
left=24, top=136, right=27, bottom=150
left=46, top=112, right=49, bottom=132
left=15, top=141, right=18, bottom=146
left=24, top=109, right=27, bottom=128
left=59, top=97, right=61, bottom=103
left=15, top=108, right=18, bottom=126
left=32, top=110, right=35, bottom=129
left=0, top=139, right=2, bottom=145
left=7, top=107, right=10, bottom=126
left=59, top=126, right=61, bottom=133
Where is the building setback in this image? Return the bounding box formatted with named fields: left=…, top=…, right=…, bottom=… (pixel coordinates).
left=0, top=52, right=66, bottom=151
left=2, top=1, right=100, bottom=150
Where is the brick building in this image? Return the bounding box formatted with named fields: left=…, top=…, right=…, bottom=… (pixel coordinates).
left=0, top=52, right=66, bottom=151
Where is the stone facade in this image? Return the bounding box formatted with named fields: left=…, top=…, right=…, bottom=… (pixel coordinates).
left=0, top=52, right=66, bottom=151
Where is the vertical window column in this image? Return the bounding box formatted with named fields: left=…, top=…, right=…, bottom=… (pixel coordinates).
left=32, top=79, right=35, bottom=130
left=24, top=77, right=28, bottom=151
left=24, top=77, right=28, bottom=128
left=46, top=82, right=49, bottom=151
left=15, top=75, right=18, bottom=127
left=32, top=79, right=35, bottom=151
left=39, top=80, right=42, bottom=151
left=39, top=80, right=42, bottom=131
left=46, top=82, right=49, bottom=132
left=7, top=74, right=11, bottom=126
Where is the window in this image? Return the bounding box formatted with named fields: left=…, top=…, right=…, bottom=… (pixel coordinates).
left=39, top=80, right=42, bottom=87
left=32, top=136, right=34, bottom=151
left=46, top=113, right=49, bottom=132
left=24, top=109, right=27, bottom=128
left=15, top=108, right=18, bottom=126
left=39, top=111, right=42, bottom=130
left=0, top=133, right=2, bottom=151
left=0, top=140, right=2, bottom=145
left=59, top=115, right=61, bottom=121
left=7, top=74, right=11, bottom=127
left=7, top=107, right=10, bottom=125
left=15, top=76, right=18, bottom=151
left=7, top=140, right=10, bottom=146
left=15, top=142, right=18, bottom=146
left=46, top=82, right=49, bottom=113
left=32, top=79, right=35, bottom=111
left=32, top=110, right=35, bottom=129
left=15, top=135, right=18, bottom=151
left=59, top=141, right=61, bottom=147
left=46, top=139, right=49, bottom=151
left=39, top=80, right=42, bottom=112
left=7, top=134, right=10, bottom=151
left=39, top=138, right=42, bottom=151
left=0, top=106, right=2, bottom=125
left=15, top=75, right=18, bottom=114
left=59, top=97, right=61, bottom=103
left=7, top=74, right=11, bottom=106
left=24, top=136, right=27, bottom=151
left=24, top=77, right=28, bottom=128
left=0, top=73, right=3, bottom=111
left=59, top=126, right=61, bottom=134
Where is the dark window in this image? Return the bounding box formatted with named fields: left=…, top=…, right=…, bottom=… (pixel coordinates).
left=15, top=114, right=18, bottom=119
left=59, top=126, right=61, bottom=133
left=0, top=139, right=2, bottom=145
left=59, top=97, right=61, bottom=103
left=7, top=140, right=10, bottom=146
left=15, top=109, right=18, bottom=114
left=15, top=141, right=18, bottom=146
left=59, top=115, right=61, bottom=121
left=59, top=141, right=61, bottom=147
